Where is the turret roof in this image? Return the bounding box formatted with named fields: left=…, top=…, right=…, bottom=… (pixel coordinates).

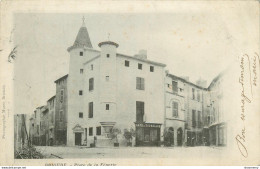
left=67, top=21, right=92, bottom=51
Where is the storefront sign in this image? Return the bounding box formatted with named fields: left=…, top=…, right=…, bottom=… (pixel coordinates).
left=135, top=123, right=161, bottom=128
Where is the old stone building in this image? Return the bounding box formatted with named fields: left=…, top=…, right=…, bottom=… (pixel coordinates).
left=29, top=19, right=227, bottom=147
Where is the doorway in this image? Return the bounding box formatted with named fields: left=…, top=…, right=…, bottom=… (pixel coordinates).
left=177, top=128, right=183, bottom=146
left=75, top=133, right=82, bottom=146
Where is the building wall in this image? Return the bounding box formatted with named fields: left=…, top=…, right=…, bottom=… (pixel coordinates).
left=208, top=75, right=227, bottom=146
left=165, top=75, right=185, bottom=146
left=55, top=77, right=68, bottom=145
left=47, top=97, right=56, bottom=145
left=67, top=47, right=100, bottom=146
left=66, top=42, right=165, bottom=147
left=115, top=54, right=165, bottom=145
left=14, top=114, right=29, bottom=152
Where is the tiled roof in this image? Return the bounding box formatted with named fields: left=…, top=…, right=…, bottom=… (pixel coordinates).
left=168, top=73, right=207, bottom=90
left=47, top=95, right=56, bottom=102
left=54, top=74, right=68, bottom=83
left=67, top=24, right=92, bottom=52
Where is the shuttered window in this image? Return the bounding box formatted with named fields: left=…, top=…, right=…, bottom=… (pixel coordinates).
left=172, top=81, right=178, bottom=93
left=192, top=110, right=196, bottom=127
left=96, top=126, right=101, bottom=135
left=136, top=77, right=145, bottom=90
left=136, top=101, right=144, bottom=122
left=89, top=127, right=93, bottom=136
left=89, top=78, right=94, bottom=91
left=172, top=102, right=178, bottom=117
left=88, top=102, right=93, bottom=118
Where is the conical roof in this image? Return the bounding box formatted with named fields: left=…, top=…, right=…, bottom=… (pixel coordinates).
left=68, top=22, right=93, bottom=52
left=73, top=23, right=93, bottom=48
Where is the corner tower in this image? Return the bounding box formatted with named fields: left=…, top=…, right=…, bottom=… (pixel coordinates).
left=66, top=19, right=99, bottom=146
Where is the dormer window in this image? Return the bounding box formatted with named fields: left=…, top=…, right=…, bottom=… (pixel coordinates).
left=80, top=51, right=83, bottom=56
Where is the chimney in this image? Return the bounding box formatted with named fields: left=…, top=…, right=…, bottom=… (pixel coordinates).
left=135, top=49, right=147, bottom=59
left=196, top=78, right=207, bottom=88
left=181, top=76, right=189, bottom=82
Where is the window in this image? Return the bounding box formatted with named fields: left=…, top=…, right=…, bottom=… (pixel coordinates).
left=138, top=63, right=142, bottom=70
left=125, top=60, right=129, bottom=67
left=106, top=104, right=109, bottom=110
left=106, top=76, right=109, bottom=81
left=136, top=77, right=145, bottom=90
left=96, top=126, right=101, bottom=135
left=37, top=125, right=39, bottom=134
left=89, top=78, right=94, bottom=91
left=197, top=90, right=200, bottom=101
left=80, top=69, right=84, bottom=74
left=85, top=128, right=88, bottom=139
left=88, top=102, right=93, bottom=118
left=172, top=81, right=178, bottom=93
left=136, top=101, right=144, bottom=123
left=150, top=66, right=154, bottom=72
left=60, top=89, right=64, bottom=103
left=80, top=51, right=83, bottom=56
left=192, top=88, right=195, bottom=99
left=198, top=111, right=201, bottom=128
left=107, top=54, right=110, bottom=58
left=79, top=90, right=83, bottom=95
left=51, top=111, right=54, bottom=123
left=89, top=127, right=93, bottom=136
left=172, top=101, right=178, bottom=117
left=79, top=112, right=83, bottom=118
left=91, top=64, right=93, bottom=70
left=192, top=110, right=196, bottom=127
left=59, top=110, right=63, bottom=122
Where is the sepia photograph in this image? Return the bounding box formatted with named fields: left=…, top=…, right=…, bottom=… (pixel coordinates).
left=0, top=0, right=259, bottom=166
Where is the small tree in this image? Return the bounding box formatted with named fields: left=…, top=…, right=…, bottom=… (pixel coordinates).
left=163, top=128, right=174, bottom=147
left=124, top=128, right=135, bottom=146
left=110, top=127, right=121, bottom=144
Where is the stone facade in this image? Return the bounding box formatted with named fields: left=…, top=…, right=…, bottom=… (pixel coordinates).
left=29, top=21, right=227, bottom=147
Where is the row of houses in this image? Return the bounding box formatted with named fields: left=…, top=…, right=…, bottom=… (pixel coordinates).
left=27, top=20, right=227, bottom=147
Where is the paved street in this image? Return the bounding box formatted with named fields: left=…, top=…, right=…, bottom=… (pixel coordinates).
left=36, top=146, right=226, bottom=159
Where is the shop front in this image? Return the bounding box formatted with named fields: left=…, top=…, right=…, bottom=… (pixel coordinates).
left=135, top=122, right=162, bottom=146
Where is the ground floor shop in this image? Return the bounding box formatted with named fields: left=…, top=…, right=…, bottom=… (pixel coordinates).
left=135, top=123, right=162, bottom=146
left=209, top=122, right=227, bottom=146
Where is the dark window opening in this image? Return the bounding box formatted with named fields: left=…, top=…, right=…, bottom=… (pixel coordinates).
left=172, top=101, right=178, bottom=117
left=89, top=78, right=94, bottom=91
left=80, top=69, right=84, bottom=74
left=136, top=101, right=145, bottom=123
left=107, top=54, right=110, bottom=58
left=89, top=127, right=93, bottom=136
left=192, top=110, right=196, bottom=127
left=125, top=60, right=129, bottom=67
left=172, top=81, right=178, bottom=93
left=106, top=104, right=109, bottom=110
left=96, top=126, right=101, bottom=135
left=138, top=63, right=142, bottom=70
left=79, top=112, right=83, bottom=118
left=150, top=66, right=154, bottom=72
left=192, top=88, right=195, bottom=99
left=79, top=90, right=83, bottom=95
left=88, top=102, right=93, bottom=118
left=80, top=51, right=83, bottom=56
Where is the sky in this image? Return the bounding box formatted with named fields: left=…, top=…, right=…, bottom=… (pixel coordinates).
left=13, top=9, right=258, bottom=115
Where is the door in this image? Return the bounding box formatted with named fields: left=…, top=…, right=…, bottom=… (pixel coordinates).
left=177, top=128, right=183, bottom=146
left=75, top=133, right=82, bottom=146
